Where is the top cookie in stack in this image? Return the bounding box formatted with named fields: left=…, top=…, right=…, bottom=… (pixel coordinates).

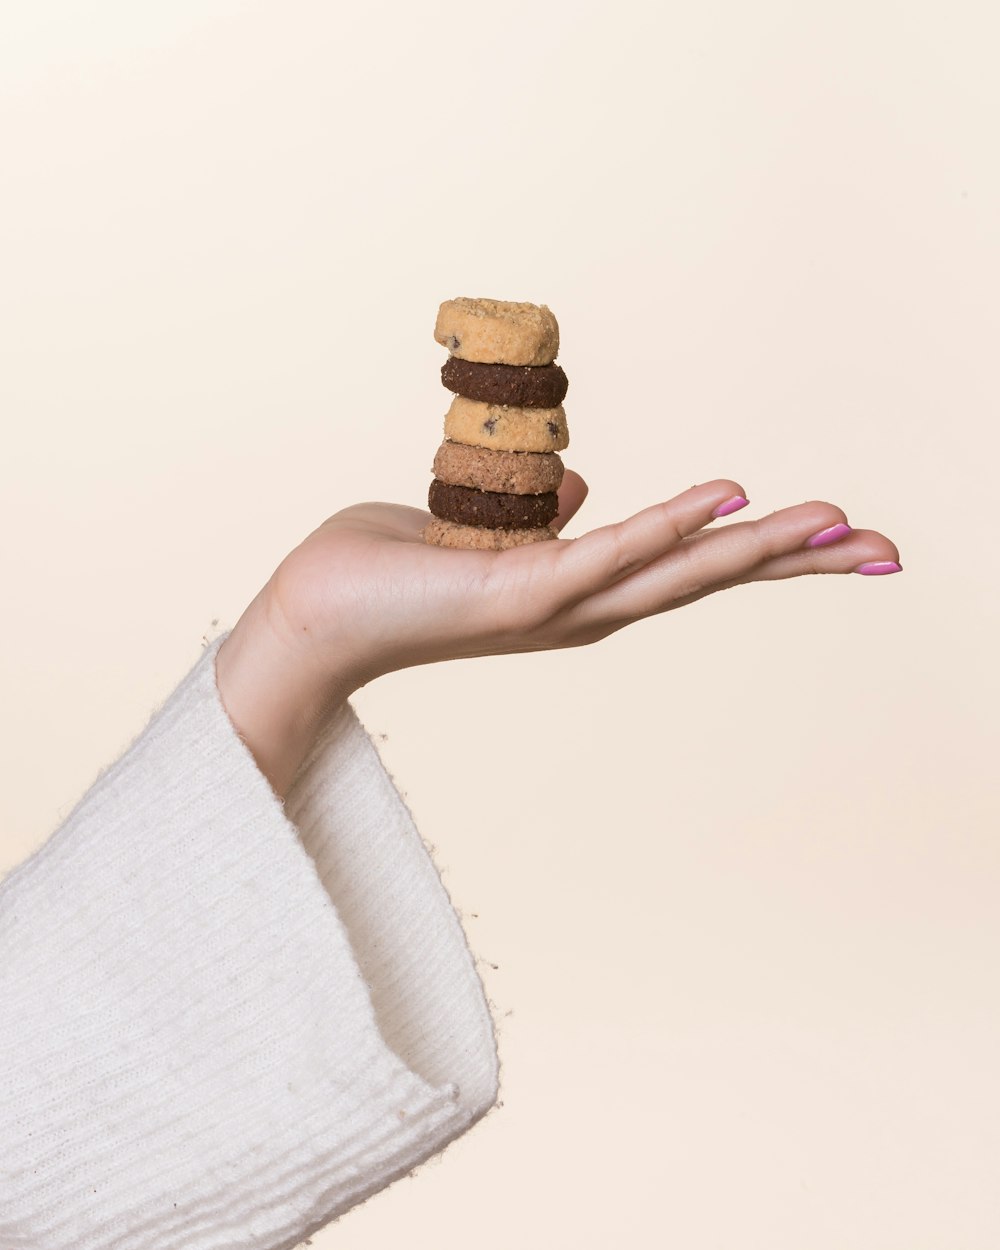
left=423, top=298, right=570, bottom=550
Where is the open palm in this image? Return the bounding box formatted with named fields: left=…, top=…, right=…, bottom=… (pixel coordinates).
left=259, top=470, right=900, bottom=693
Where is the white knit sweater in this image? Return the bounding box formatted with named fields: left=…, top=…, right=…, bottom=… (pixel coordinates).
left=0, top=633, right=499, bottom=1250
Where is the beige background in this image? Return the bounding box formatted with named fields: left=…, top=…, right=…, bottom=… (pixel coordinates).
left=1, top=1, right=996, bottom=1246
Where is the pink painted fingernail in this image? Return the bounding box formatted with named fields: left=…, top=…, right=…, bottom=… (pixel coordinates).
left=854, top=561, right=902, bottom=575
left=711, top=495, right=749, bottom=518
left=806, top=523, right=852, bottom=548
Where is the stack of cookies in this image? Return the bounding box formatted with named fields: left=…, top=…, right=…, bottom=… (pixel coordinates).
left=422, top=297, right=570, bottom=550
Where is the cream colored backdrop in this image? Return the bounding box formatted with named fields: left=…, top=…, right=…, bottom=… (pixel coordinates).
left=1, top=2, right=996, bottom=1246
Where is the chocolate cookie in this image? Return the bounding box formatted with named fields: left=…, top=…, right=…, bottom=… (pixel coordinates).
left=429, top=480, right=559, bottom=529
left=432, top=441, right=564, bottom=495
left=444, top=396, right=569, bottom=453
left=434, top=297, right=559, bottom=366
left=441, top=358, right=569, bottom=408
left=423, top=518, right=559, bottom=549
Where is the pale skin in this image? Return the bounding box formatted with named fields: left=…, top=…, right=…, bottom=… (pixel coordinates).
left=214, top=472, right=902, bottom=800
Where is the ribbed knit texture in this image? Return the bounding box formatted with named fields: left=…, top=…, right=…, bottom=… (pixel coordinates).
left=0, top=633, right=499, bottom=1250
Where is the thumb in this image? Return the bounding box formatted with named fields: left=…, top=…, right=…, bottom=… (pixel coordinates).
left=551, top=468, right=589, bottom=533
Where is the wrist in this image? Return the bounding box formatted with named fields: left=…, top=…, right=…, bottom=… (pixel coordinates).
left=214, top=591, right=353, bottom=800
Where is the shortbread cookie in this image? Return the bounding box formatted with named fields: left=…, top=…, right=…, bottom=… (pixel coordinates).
left=444, top=396, right=569, bottom=453
left=429, top=480, right=559, bottom=529
left=434, top=297, right=559, bottom=366
left=423, top=517, right=558, bottom=549
left=432, top=440, right=564, bottom=495
left=441, top=358, right=569, bottom=408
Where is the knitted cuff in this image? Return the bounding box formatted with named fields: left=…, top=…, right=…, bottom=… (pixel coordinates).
left=0, top=633, right=498, bottom=1250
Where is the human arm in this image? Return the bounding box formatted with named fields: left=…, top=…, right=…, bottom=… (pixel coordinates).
left=0, top=470, right=899, bottom=1250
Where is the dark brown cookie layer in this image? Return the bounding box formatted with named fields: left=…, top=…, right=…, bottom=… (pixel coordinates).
left=428, top=480, right=559, bottom=530
left=441, top=358, right=569, bottom=408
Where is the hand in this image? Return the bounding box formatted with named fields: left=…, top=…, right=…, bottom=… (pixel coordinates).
left=215, top=472, right=901, bottom=797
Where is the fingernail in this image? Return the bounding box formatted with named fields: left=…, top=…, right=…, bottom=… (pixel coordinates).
left=854, top=561, right=902, bottom=575
left=711, top=495, right=749, bottom=518
left=806, top=522, right=852, bottom=548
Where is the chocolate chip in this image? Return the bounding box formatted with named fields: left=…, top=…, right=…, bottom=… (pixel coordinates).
left=547, top=421, right=559, bottom=436
left=448, top=335, right=461, bottom=351
left=483, top=417, right=498, bottom=434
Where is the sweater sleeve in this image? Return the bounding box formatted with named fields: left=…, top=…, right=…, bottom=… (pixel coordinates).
left=0, top=632, right=499, bottom=1250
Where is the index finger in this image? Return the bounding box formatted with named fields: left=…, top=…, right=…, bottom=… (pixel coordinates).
left=550, top=480, right=749, bottom=605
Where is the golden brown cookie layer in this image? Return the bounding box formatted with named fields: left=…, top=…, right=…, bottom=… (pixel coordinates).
left=444, top=396, right=569, bottom=453
left=434, top=297, right=559, bottom=366
left=423, top=518, right=559, bottom=549
left=432, top=441, right=565, bottom=495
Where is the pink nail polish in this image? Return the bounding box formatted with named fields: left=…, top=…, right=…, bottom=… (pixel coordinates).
left=806, top=523, right=852, bottom=548
left=854, top=561, right=902, bottom=575
left=711, top=495, right=749, bottom=518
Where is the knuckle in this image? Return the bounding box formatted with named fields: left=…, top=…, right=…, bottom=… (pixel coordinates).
left=608, top=525, right=639, bottom=579
left=567, top=623, right=617, bottom=648
left=657, top=502, right=687, bottom=546
left=746, top=519, right=774, bottom=564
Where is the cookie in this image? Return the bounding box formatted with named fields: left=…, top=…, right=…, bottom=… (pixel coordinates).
left=423, top=517, right=559, bottom=550
left=434, top=297, right=559, bottom=366
left=429, top=480, right=559, bottom=529
left=432, top=440, right=565, bottom=495
left=441, top=358, right=569, bottom=408
left=444, top=396, right=569, bottom=453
